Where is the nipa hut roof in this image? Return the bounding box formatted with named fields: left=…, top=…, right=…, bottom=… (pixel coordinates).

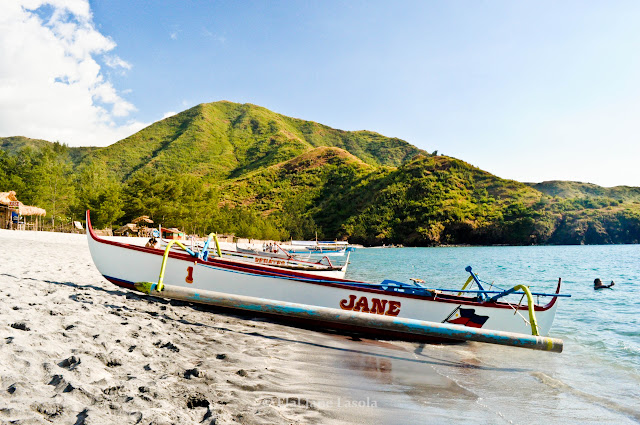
left=0, top=191, right=46, bottom=216
left=0, top=191, right=18, bottom=205
left=132, top=215, right=154, bottom=224
left=114, top=223, right=137, bottom=235
left=19, top=205, right=47, bottom=216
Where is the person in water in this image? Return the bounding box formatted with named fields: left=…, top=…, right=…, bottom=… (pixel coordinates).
left=594, top=278, right=615, bottom=290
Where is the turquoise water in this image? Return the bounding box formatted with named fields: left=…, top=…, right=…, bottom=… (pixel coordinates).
left=342, top=245, right=640, bottom=424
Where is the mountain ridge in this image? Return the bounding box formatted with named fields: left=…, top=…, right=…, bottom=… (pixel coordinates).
left=74, top=101, right=425, bottom=182
left=2, top=101, right=639, bottom=245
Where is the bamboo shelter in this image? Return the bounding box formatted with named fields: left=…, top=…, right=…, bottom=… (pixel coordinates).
left=113, top=216, right=155, bottom=237
left=0, top=191, right=46, bottom=230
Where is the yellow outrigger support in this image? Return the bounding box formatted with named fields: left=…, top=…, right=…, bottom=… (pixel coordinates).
left=209, top=233, right=222, bottom=258
left=136, top=233, right=223, bottom=294
left=510, top=284, right=540, bottom=336
left=136, top=240, right=192, bottom=293
left=458, top=275, right=474, bottom=296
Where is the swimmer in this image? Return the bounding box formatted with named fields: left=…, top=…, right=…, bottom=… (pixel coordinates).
left=594, top=278, right=615, bottom=290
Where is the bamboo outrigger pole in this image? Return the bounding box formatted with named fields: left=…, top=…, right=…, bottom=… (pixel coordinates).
left=134, top=282, right=564, bottom=353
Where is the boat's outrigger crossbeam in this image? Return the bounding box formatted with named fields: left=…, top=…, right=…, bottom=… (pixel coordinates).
left=137, top=239, right=200, bottom=293
left=367, top=271, right=569, bottom=301
left=200, top=233, right=222, bottom=261
left=427, top=287, right=570, bottom=298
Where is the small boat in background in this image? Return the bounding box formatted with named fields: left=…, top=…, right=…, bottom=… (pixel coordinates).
left=158, top=235, right=350, bottom=278
left=220, top=244, right=350, bottom=278
left=279, top=240, right=355, bottom=256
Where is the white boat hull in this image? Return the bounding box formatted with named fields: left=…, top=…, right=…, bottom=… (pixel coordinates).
left=86, top=212, right=561, bottom=338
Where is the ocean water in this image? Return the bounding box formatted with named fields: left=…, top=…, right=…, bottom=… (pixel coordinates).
left=337, top=245, right=640, bottom=424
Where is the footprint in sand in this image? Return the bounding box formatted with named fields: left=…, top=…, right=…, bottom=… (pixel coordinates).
left=58, top=355, right=81, bottom=370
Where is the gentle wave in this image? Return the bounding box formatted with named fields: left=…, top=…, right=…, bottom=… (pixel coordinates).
left=532, top=371, right=640, bottom=422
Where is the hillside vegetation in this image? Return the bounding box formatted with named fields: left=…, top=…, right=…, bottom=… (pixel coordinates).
left=2, top=101, right=640, bottom=245
left=529, top=181, right=640, bottom=202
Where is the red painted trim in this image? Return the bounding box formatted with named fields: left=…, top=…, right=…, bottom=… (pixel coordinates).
left=86, top=211, right=561, bottom=312
left=104, top=275, right=136, bottom=290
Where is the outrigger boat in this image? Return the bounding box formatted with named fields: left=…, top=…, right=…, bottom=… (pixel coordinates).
left=159, top=238, right=350, bottom=278
left=228, top=244, right=349, bottom=278
left=86, top=211, right=569, bottom=351
left=280, top=240, right=354, bottom=256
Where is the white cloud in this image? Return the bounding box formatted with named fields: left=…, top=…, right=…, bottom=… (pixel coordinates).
left=104, top=55, right=132, bottom=70
left=0, top=0, right=146, bottom=146
left=162, top=111, right=177, bottom=119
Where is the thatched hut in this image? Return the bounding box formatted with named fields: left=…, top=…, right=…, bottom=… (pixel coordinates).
left=0, top=191, right=46, bottom=230
left=112, top=216, right=156, bottom=237
left=132, top=215, right=153, bottom=225
left=132, top=216, right=154, bottom=238
left=113, top=223, right=138, bottom=237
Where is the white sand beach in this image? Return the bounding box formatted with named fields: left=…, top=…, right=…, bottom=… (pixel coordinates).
left=0, top=230, right=455, bottom=424
left=7, top=229, right=635, bottom=425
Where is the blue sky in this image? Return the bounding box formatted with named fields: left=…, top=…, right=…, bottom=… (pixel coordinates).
left=1, top=1, right=640, bottom=187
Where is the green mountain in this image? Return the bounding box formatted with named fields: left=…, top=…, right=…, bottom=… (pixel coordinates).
left=220, top=150, right=548, bottom=244
left=85, top=101, right=424, bottom=181
left=528, top=180, right=640, bottom=202
left=0, top=136, right=97, bottom=165
left=1, top=101, right=639, bottom=245
left=0, top=136, right=51, bottom=153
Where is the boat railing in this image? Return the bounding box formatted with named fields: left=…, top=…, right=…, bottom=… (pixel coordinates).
left=352, top=281, right=570, bottom=299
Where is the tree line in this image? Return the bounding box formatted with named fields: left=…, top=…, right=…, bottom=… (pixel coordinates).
left=2, top=143, right=640, bottom=245
left=0, top=144, right=308, bottom=240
